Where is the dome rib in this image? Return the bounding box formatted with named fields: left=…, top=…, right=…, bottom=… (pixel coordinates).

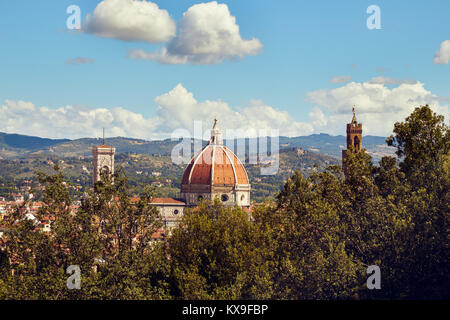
left=222, top=146, right=238, bottom=185
left=223, top=147, right=249, bottom=185
left=187, top=147, right=211, bottom=184
left=210, top=145, right=216, bottom=185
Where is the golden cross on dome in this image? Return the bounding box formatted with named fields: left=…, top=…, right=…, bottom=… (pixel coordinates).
left=213, top=117, right=218, bottom=128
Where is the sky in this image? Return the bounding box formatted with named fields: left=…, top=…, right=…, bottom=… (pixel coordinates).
left=0, top=0, right=449, bottom=140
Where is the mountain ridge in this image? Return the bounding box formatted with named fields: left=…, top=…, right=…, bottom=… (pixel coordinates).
left=0, top=131, right=395, bottom=161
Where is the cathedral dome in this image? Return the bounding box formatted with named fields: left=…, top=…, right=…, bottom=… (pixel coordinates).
left=180, top=119, right=250, bottom=206
left=181, top=144, right=249, bottom=186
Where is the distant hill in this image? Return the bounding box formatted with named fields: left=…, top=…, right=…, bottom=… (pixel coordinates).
left=277, top=134, right=395, bottom=161
left=0, top=132, right=69, bottom=150
left=0, top=148, right=340, bottom=202
left=0, top=132, right=395, bottom=161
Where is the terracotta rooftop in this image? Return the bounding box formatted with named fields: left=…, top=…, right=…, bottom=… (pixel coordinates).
left=151, top=198, right=185, bottom=204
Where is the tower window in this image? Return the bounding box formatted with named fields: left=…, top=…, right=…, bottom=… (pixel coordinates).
left=174, top=209, right=179, bottom=215
left=221, top=194, right=229, bottom=202
left=198, top=195, right=204, bottom=201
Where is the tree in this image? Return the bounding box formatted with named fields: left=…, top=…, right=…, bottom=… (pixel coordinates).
left=267, top=169, right=360, bottom=299
left=0, top=166, right=170, bottom=299
left=387, top=104, right=449, bottom=192
left=74, top=167, right=167, bottom=299
left=0, top=165, right=97, bottom=299
left=384, top=105, right=449, bottom=298
left=167, top=200, right=273, bottom=299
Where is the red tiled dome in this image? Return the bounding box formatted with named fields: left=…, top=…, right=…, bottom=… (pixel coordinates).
left=181, top=144, right=249, bottom=186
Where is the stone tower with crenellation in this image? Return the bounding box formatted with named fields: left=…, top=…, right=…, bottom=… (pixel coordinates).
left=342, top=107, right=362, bottom=175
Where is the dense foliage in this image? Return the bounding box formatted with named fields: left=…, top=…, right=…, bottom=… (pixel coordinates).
left=0, top=105, right=448, bottom=299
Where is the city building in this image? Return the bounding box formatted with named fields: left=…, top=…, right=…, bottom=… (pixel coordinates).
left=91, top=119, right=251, bottom=230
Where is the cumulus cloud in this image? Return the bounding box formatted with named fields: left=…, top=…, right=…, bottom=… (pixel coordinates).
left=307, top=81, right=449, bottom=136
left=330, top=76, right=352, bottom=84
left=0, top=100, right=160, bottom=140
left=3, top=81, right=447, bottom=141
left=66, top=57, right=94, bottom=64
left=0, top=84, right=312, bottom=140
left=154, top=84, right=312, bottom=137
left=433, top=40, right=450, bottom=65
left=128, top=1, right=262, bottom=64
left=84, top=0, right=175, bottom=43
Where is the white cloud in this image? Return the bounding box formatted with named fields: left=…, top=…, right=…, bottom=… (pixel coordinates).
left=66, top=57, right=94, bottom=64
left=307, top=81, right=449, bottom=136
left=433, top=40, right=450, bottom=65
left=0, top=84, right=312, bottom=140
left=0, top=100, right=160, bottom=140
left=154, top=84, right=312, bottom=137
left=84, top=0, right=175, bottom=43
left=330, top=76, right=352, bottom=84
left=368, top=76, right=417, bottom=85
left=128, top=1, right=262, bottom=64
left=308, top=107, right=327, bottom=128
left=2, top=81, right=447, bottom=141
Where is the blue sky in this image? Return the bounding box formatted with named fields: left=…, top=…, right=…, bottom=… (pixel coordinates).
left=0, top=0, right=448, bottom=139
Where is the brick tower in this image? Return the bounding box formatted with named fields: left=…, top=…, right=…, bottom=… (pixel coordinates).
left=342, top=107, right=362, bottom=175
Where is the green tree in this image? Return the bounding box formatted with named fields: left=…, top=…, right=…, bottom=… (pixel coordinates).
left=0, top=167, right=170, bottom=299
left=384, top=105, right=449, bottom=298
left=271, top=169, right=361, bottom=299
left=74, top=167, right=168, bottom=299
left=167, top=200, right=273, bottom=299
left=0, top=165, right=99, bottom=299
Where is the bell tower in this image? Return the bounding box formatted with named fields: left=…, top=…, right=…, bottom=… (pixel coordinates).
left=92, top=129, right=115, bottom=184
left=342, top=107, right=362, bottom=175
